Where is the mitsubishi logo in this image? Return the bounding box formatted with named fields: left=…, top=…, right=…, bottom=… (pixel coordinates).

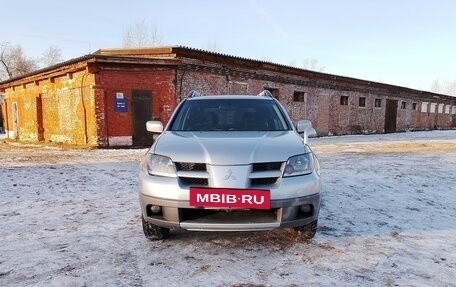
left=224, top=169, right=237, bottom=180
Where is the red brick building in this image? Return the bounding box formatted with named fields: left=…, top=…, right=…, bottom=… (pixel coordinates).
left=1, top=46, right=455, bottom=146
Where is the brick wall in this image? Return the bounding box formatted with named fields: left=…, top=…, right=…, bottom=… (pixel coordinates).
left=1, top=49, right=454, bottom=146
left=1, top=63, right=177, bottom=147
left=1, top=70, right=98, bottom=145
left=97, top=68, right=176, bottom=146
left=176, top=57, right=455, bottom=135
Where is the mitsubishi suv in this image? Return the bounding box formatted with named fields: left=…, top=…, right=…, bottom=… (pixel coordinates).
left=138, top=90, right=321, bottom=240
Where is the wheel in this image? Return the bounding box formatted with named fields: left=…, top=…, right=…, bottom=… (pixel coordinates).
left=292, top=220, right=318, bottom=240
left=142, top=216, right=170, bottom=240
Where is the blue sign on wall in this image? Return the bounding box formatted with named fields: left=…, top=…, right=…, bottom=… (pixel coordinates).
left=114, top=98, right=128, bottom=112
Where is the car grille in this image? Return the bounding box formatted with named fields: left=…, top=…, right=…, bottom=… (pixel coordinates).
left=175, top=162, right=209, bottom=187
left=180, top=177, right=209, bottom=186
left=175, top=162, right=207, bottom=172
left=250, top=162, right=283, bottom=186
left=250, top=177, right=279, bottom=185
left=252, top=162, right=283, bottom=172
left=175, top=161, right=283, bottom=188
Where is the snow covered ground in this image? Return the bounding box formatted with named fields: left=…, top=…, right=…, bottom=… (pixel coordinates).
left=1, top=130, right=455, bottom=287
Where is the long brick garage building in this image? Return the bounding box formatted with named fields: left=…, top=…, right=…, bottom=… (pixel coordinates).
left=0, top=46, right=455, bottom=147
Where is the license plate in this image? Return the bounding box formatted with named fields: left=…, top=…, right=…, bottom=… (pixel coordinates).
left=190, top=187, right=271, bottom=210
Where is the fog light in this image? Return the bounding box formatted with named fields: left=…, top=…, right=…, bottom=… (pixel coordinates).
left=150, top=205, right=162, bottom=214
left=300, top=204, right=312, bottom=213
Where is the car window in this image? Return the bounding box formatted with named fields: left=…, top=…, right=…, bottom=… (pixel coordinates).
left=169, top=99, right=290, bottom=131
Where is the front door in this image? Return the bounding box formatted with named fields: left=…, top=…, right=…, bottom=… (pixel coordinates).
left=12, top=102, right=18, bottom=139
left=36, top=95, right=44, bottom=141
left=316, top=94, right=329, bottom=135
left=384, top=99, right=398, bottom=133
left=0, top=104, right=4, bottom=133
left=131, top=90, right=153, bottom=146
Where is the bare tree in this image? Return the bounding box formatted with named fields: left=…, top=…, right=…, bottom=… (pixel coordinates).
left=207, top=38, right=220, bottom=53
left=0, top=42, right=13, bottom=80
left=446, top=80, right=456, bottom=96
left=0, top=42, right=38, bottom=80
left=288, top=59, right=298, bottom=67
left=430, top=79, right=441, bottom=93
left=122, top=19, right=163, bottom=48
left=288, top=58, right=325, bottom=71
left=8, top=45, right=38, bottom=76
left=301, top=58, right=325, bottom=72
left=430, top=79, right=456, bottom=96
left=41, top=45, right=63, bottom=67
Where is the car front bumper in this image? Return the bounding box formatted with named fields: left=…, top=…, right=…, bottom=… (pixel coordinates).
left=139, top=168, right=321, bottom=231
left=139, top=192, right=321, bottom=231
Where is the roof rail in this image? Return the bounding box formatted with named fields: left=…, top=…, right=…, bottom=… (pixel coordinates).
left=257, top=90, right=274, bottom=98
left=186, top=90, right=202, bottom=98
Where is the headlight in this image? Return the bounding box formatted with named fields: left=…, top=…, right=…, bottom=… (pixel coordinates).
left=283, top=153, right=314, bottom=177
left=146, top=154, right=177, bottom=177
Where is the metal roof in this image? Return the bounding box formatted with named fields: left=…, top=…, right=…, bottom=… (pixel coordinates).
left=1, top=45, right=454, bottom=100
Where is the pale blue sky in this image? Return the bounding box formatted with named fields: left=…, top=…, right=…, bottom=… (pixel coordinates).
left=2, top=0, right=455, bottom=91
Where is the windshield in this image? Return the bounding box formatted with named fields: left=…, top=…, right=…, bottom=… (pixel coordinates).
left=169, top=98, right=291, bottom=131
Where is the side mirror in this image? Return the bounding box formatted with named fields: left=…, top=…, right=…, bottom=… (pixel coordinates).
left=146, top=121, right=164, bottom=133
left=296, top=120, right=317, bottom=144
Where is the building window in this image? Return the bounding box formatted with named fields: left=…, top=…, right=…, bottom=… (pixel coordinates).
left=452, top=106, right=456, bottom=115
left=264, top=87, right=279, bottom=100
left=401, top=101, right=406, bottom=109
left=359, top=97, right=366, bottom=107
left=412, top=103, right=417, bottom=110
left=340, top=96, right=348, bottom=105
left=293, top=91, right=305, bottom=102
left=445, top=105, right=450, bottom=114
left=228, top=81, right=248, bottom=94
left=438, top=104, right=444, bottom=114
left=374, top=99, right=382, bottom=108
left=430, top=103, right=437, bottom=113
left=421, top=102, right=428, bottom=113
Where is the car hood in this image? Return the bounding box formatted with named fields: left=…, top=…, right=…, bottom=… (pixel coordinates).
left=151, top=131, right=309, bottom=165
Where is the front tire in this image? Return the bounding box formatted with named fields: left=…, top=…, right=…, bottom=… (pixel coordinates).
left=142, top=216, right=170, bottom=240
left=293, top=220, right=318, bottom=239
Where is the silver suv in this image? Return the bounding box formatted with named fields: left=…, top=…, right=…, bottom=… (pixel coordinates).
left=139, top=91, right=321, bottom=240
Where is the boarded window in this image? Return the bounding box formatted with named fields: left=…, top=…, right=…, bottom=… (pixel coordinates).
left=359, top=97, right=366, bottom=107
left=430, top=103, right=437, bottom=113
left=228, top=81, right=248, bottom=94
left=375, top=99, right=382, bottom=108
left=340, top=96, right=348, bottom=105
left=293, top=91, right=305, bottom=102
left=438, top=104, right=444, bottom=114
left=264, top=87, right=279, bottom=100
left=421, top=102, right=428, bottom=112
